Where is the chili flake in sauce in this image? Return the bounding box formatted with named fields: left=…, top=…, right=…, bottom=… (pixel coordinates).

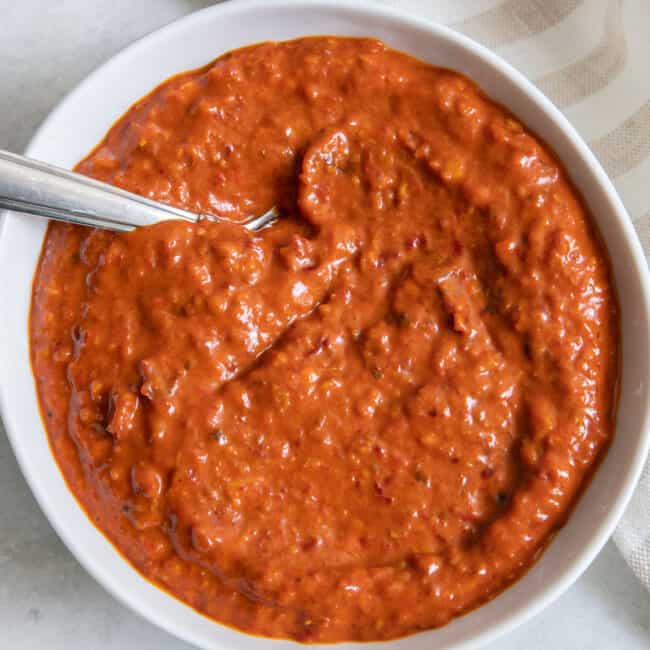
left=30, top=37, right=618, bottom=641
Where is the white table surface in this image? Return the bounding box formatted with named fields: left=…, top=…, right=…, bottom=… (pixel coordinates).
left=1, top=1, right=649, bottom=648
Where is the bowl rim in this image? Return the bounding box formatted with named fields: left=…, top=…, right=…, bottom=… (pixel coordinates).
left=2, top=0, right=650, bottom=649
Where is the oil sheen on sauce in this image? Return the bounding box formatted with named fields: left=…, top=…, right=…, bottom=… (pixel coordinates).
left=30, top=37, right=618, bottom=642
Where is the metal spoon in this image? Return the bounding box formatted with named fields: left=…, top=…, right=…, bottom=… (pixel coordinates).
left=0, top=149, right=278, bottom=232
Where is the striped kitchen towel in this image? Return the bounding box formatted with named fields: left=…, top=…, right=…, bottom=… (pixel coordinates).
left=375, top=0, right=650, bottom=590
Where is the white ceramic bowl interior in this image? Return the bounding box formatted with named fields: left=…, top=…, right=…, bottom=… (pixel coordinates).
left=1, top=1, right=649, bottom=649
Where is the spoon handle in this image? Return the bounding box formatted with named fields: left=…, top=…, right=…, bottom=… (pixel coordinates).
left=0, top=149, right=199, bottom=232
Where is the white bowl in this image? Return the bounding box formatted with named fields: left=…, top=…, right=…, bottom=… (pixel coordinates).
left=1, top=1, right=649, bottom=648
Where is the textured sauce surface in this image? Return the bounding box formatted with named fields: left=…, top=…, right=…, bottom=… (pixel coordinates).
left=30, top=38, right=618, bottom=641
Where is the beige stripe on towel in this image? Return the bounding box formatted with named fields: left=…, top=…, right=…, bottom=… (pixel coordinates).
left=590, top=99, right=650, bottom=178
left=535, top=0, right=626, bottom=109
left=452, top=0, right=582, bottom=49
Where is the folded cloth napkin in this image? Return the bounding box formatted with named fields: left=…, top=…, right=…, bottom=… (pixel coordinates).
left=376, top=0, right=650, bottom=589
